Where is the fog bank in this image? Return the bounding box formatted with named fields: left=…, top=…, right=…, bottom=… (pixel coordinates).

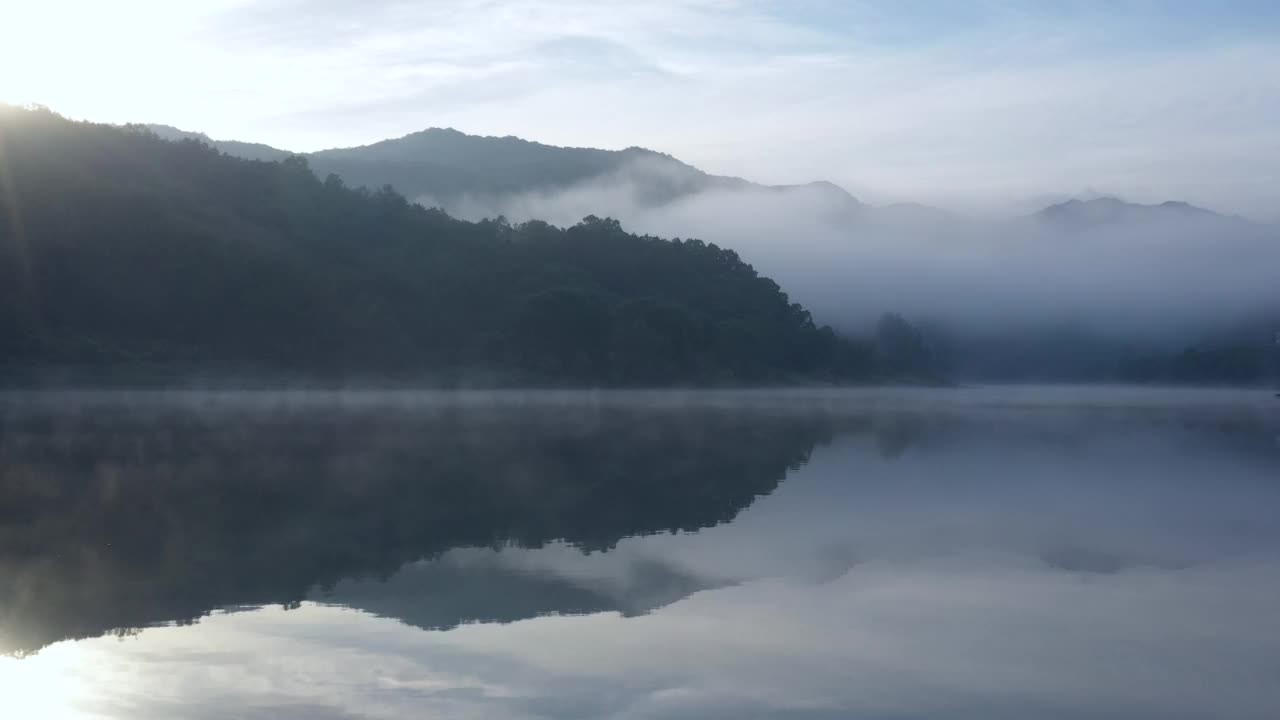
left=425, top=157, right=1279, bottom=343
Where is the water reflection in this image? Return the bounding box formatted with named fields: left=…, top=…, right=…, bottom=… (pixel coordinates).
left=0, top=394, right=830, bottom=656
left=1, top=388, right=1278, bottom=719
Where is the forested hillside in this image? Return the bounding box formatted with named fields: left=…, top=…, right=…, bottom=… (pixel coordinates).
left=0, top=106, right=887, bottom=385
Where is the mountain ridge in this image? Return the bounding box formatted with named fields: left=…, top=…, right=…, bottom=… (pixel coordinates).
left=1031, top=196, right=1245, bottom=230
left=141, top=123, right=1257, bottom=229
left=144, top=122, right=839, bottom=212
left=3, top=105, right=882, bottom=385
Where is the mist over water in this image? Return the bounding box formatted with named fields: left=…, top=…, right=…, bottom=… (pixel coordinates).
left=6, top=0, right=1280, bottom=715
left=1, top=387, right=1278, bottom=719
left=5, top=3, right=1279, bottom=717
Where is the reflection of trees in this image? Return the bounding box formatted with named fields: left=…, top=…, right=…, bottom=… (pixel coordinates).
left=0, top=399, right=831, bottom=656
left=5, top=394, right=1270, bottom=657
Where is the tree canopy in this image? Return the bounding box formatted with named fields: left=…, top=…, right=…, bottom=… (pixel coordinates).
left=0, top=106, right=886, bottom=385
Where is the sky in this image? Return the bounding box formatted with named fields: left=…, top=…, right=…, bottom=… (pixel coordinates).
left=2, top=0, right=1279, bottom=215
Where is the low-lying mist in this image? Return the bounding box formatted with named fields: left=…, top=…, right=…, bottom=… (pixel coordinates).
left=425, top=156, right=1279, bottom=348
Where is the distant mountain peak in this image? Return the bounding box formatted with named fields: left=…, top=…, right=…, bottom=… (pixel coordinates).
left=138, top=124, right=293, bottom=162
left=142, top=123, right=212, bottom=143
left=1039, top=196, right=1216, bottom=214
left=797, top=179, right=857, bottom=197
left=1033, top=196, right=1226, bottom=229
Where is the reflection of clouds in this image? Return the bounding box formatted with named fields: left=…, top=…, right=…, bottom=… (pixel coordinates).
left=515, top=415, right=1280, bottom=593
left=41, top=553, right=1280, bottom=719
left=429, top=557, right=1280, bottom=719
left=14, top=401, right=1280, bottom=719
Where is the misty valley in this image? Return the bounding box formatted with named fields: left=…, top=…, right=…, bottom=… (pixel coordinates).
left=2, top=6, right=1280, bottom=717
left=1, top=102, right=1279, bottom=720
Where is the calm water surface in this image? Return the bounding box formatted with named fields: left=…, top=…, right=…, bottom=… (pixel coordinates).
left=1, top=387, right=1278, bottom=719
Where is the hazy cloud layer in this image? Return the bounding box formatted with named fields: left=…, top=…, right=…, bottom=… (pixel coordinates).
left=429, top=165, right=1280, bottom=336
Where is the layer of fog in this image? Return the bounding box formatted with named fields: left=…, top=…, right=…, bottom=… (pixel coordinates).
left=425, top=156, right=1280, bottom=343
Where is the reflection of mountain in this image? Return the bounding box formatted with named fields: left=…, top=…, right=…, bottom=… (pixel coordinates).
left=315, top=549, right=728, bottom=632
left=6, top=391, right=1273, bottom=657
left=0, top=396, right=827, bottom=656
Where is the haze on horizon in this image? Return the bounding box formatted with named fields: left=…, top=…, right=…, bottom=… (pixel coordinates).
left=3, top=0, right=1279, bottom=219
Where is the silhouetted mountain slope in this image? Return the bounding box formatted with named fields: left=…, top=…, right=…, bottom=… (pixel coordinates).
left=143, top=123, right=293, bottom=162
left=1, top=106, right=878, bottom=384
left=310, top=128, right=704, bottom=196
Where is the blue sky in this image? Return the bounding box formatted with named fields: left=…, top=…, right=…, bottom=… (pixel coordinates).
left=766, top=1, right=1280, bottom=46
left=2, top=0, right=1278, bottom=216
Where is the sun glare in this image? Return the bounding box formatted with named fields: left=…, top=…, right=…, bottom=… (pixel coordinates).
left=0, top=642, right=92, bottom=720
left=0, top=3, right=95, bottom=107
left=0, top=1, right=217, bottom=115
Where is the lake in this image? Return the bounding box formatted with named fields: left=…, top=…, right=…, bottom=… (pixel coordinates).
left=1, top=387, right=1278, bottom=719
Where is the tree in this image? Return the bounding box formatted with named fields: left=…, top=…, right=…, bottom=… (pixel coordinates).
left=876, top=313, right=935, bottom=379
left=0, top=105, right=893, bottom=387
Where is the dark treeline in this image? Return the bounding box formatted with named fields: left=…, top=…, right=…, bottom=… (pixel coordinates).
left=0, top=399, right=831, bottom=655
left=921, top=324, right=1280, bottom=386
left=1118, top=342, right=1278, bottom=386
left=0, top=106, right=918, bottom=386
